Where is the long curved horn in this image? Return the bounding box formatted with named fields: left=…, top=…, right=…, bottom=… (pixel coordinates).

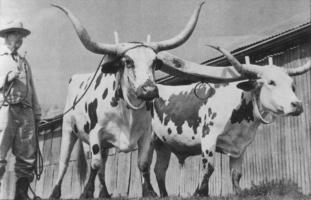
left=52, top=4, right=119, bottom=55
left=150, top=1, right=204, bottom=51
left=285, top=61, right=311, bottom=76
left=207, top=45, right=260, bottom=77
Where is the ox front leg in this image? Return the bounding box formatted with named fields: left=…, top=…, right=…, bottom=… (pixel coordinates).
left=98, top=148, right=112, bottom=198
left=193, top=134, right=217, bottom=197
left=230, top=154, right=244, bottom=194
left=50, top=125, right=77, bottom=200
left=80, top=127, right=103, bottom=199
left=154, top=142, right=171, bottom=197
left=137, top=129, right=157, bottom=197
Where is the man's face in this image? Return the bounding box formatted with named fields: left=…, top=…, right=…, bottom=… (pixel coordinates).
left=6, top=32, right=23, bottom=51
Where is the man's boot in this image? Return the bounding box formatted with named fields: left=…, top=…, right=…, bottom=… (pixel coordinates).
left=14, top=177, right=29, bottom=200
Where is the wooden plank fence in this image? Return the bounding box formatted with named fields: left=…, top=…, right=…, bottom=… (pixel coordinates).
left=1, top=44, right=311, bottom=199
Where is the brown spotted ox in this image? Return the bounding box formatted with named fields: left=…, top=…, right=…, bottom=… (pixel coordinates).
left=48, top=3, right=254, bottom=199
left=139, top=47, right=311, bottom=197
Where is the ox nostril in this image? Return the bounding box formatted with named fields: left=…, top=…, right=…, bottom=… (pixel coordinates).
left=291, top=101, right=301, bottom=108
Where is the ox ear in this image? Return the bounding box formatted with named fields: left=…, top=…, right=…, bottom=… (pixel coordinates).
left=236, top=80, right=258, bottom=91
left=101, top=59, right=122, bottom=74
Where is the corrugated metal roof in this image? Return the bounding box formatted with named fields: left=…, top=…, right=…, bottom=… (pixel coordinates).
left=203, top=11, right=311, bottom=64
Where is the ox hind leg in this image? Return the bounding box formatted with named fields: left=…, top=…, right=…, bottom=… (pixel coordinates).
left=98, top=148, right=111, bottom=198
left=49, top=124, right=78, bottom=200
left=137, top=130, right=157, bottom=197
left=230, top=153, right=244, bottom=194
left=80, top=126, right=103, bottom=199
left=154, top=139, right=171, bottom=197
left=193, top=134, right=218, bottom=197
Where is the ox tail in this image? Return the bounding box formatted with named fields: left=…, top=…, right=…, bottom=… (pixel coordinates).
left=76, top=139, right=87, bottom=185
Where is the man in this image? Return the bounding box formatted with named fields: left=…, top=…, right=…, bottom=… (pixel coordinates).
left=0, top=20, right=41, bottom=200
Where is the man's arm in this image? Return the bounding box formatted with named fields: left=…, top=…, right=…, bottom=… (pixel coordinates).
left=25, top=58, right=41, bottom=120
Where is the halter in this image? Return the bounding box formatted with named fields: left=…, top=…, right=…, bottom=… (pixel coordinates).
left=252, top=93, right=275, bottom=124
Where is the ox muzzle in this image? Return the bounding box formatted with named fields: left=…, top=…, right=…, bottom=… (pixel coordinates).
left=289, top=101, right=303, bottom=116
left=137, top=80, right=159, bottom=101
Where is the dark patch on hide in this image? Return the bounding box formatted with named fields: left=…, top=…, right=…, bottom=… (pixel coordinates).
left=88, top=99, right=98, bottom=131
left=113, top=81, right=116, bottom=90
left=92, top=144, right=100, bottom=155
left=73, top=124, right=78, bottom=133
left=208, top=151, right=213, bottom=157
left=85, top=102, right=88, bottom=113
left=172, top=58, right=184, bottom=68
left=230, top=98, right=254, bottom=124
left=102, top=88, right=108, bottom=100
left=110, top=88, right=123, bottom=107
left=84, top=122, right=90, bottom=133
left=68, top=78, right=72, bottom=84
left=94, top=73, right=103, bottom=90
left=154, top=85, right=215, bottom=135
left=167, top=128, right=172, bottom=135
left=162, top=136, right=167, bottom=142
left=205, top=150, right=209, bottom=155
left=192, top=136, right=195, bottom=140
left=146, top=101, right=154, bottom=118
left=202, top=122, right=210, bottom=137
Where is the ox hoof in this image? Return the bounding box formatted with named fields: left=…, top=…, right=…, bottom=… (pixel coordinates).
left=80, top=184, right=94, bottom=199
left=233, top=186, right=242, bottom=195
left=142, top=183, right=158, bottom=197
left=99, top=189, right=112, bottom=199
left=193, top=187, right=209, bottom=197
left=49, top=185, right=61, bottom=200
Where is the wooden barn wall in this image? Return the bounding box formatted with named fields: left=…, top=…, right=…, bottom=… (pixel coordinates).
left=1, top=43, right=311, bottom=199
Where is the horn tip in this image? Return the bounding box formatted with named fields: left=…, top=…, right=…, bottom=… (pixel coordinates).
left=199, top=1, right=205, bottom=7
left=206, top=44, right=220, bottom=51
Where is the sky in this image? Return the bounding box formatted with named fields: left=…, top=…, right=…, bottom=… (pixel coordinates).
left=0, top=0, right=309, bottom=116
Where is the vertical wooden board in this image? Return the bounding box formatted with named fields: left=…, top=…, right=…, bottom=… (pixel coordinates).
left=115, top=152, right=131, bottom=196
left=61, top=162, right=74, bottom=199
left=178, top=155, right=200, bottom=197
left=128, top=151, right=142, bottom=197
left=51, top=133, right=62, bottom=164
left=42, top=134, right=53, bottom=166
left=164, top=154, right=181, bottom=196
left=7, top=171, right=15, bottom=199
left=1, top=171, right=12, bottom=199
left=105, top=151, right=118, bottom=196
left=70, top=162, right=83, bottom=199
left=69, top=141, right=79, bottom=161
left=221, top=155, right=231, bottom=196
left=42, top=165, right=54, bottom=199
left=34, top=165, right=45, bottom=197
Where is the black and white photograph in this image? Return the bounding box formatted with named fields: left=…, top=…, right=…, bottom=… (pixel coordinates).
left=0, top=0, right=310, bottom=199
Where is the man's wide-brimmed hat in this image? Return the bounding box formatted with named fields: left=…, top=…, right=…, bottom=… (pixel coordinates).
left=0, top=20, right=31, bottom=38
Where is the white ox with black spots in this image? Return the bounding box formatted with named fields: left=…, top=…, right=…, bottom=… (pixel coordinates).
left=48, top=2, right=248, bottom=199
left=141, top=47, right=311, bottom=197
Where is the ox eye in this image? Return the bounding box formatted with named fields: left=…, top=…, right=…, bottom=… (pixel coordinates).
left=153, top=59, right=163, bottom=70
left=268, top=80, right=276, bottom=86
left=123, top=58, right=134, bottom=68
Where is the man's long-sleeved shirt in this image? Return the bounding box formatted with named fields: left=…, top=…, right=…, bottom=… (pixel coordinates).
left=0, top=45, right=41, bottom=119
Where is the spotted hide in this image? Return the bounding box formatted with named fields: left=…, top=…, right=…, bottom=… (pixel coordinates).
left=149, top=74, right=305, bottom=197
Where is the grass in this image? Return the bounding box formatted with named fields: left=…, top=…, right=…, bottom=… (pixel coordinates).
left=48, top=180, right=311, bottom=200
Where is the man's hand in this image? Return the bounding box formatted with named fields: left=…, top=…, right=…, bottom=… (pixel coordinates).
left=7, top=71, right=20, bottom=82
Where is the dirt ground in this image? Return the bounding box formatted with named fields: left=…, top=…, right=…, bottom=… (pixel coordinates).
left=45, top=180, right=311, bottom=200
